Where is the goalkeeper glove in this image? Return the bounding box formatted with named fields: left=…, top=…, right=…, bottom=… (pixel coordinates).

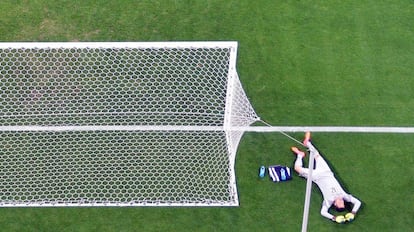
left=333, top=215, right=346, bottom=224
left=345, top=212, right=355, bottom=222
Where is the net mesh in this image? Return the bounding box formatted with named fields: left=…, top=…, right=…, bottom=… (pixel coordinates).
left=0, top=42, right=258, bottom=206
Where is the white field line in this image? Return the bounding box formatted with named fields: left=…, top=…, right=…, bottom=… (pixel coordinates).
left=1, top=125, right=414, bottom=133
left=241, top=126, right=414, bottom=133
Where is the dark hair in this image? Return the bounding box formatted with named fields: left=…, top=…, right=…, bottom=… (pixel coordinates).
left=335, top=206, right=345, bottom=212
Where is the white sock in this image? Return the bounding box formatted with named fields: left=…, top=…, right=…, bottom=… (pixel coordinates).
left=307, top=142, right=320, bottom=158
left=307, top=142, right=316, bottom=151
left=295, top=156, right=303, bottom=168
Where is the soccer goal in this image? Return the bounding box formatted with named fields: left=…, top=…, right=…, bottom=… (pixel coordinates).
left=0, top=42, right=259, bottom=207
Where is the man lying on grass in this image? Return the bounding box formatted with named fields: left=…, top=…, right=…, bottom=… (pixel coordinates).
left=291, top=132, right=361, bottom=224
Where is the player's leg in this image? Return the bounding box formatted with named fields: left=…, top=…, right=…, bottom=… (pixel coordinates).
left=303, top=132, right=331, bottom=172
left=291, top=147, right=309, bottom=177
left=307, top=141, right=321, bottom=159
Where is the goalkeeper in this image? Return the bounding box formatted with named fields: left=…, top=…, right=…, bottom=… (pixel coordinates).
left=290, top=132, right=361, bottom=223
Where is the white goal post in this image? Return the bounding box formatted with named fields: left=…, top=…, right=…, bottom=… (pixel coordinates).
left=0, top=41, right=259, bottom=207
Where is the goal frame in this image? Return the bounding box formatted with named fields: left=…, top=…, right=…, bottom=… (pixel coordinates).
left=0, top=41, right=259, bottom=207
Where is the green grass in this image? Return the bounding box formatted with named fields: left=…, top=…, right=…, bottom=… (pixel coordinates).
left=1, top=0, right=414, bottom=231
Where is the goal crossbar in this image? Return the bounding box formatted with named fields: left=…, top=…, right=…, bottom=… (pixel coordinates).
left=0, top=41, right=238, bottom=49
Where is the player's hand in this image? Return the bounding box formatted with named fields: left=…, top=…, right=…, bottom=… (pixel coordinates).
left=333, top=215, right=346, bottom=224
left=345, top=212, right=355, bottom=222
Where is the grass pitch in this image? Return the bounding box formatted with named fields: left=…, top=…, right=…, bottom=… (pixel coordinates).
left=1, top=0, right=413, bottom=231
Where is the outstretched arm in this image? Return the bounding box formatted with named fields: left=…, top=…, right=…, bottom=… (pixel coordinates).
left=320, top=201, right=335, bottom=220
left=345, top=194, right=361, bottom=214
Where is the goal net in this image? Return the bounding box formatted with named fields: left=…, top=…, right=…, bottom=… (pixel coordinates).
left=0, top=42, right=259, bottom=207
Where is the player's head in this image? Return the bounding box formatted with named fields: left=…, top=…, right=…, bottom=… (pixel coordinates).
left=334, top=197, right=345, bottom=212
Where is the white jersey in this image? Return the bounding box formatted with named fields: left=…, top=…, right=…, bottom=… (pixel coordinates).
left=312, top=170, right=346, bottom=203
left=299, top=143, right=361, bottom=219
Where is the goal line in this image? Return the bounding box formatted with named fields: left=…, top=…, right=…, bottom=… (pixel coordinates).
left=1, top=125, right=414, bottom=133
